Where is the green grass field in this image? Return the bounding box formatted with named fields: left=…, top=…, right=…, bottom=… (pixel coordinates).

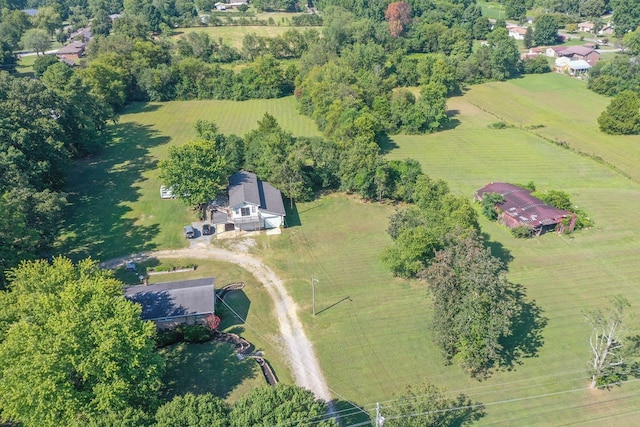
left=61, top=73, right=640, bottom=425
left=172, top=25, right=321, bottom=49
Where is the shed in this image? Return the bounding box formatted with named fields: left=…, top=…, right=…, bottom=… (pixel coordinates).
left=476, top=182, right=576, bottom=235
left=125, top=277, right=215, bottom=328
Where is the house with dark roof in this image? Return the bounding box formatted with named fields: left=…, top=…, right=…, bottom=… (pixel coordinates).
left=55, top=41, right=86, bottom=63
left=224, top=170, right=286, bottom=231
left=476, top=182, right=576, bottom=235
left=125, top=277, right=215, bottom=328
left=557, top=45, right=600, bottom=66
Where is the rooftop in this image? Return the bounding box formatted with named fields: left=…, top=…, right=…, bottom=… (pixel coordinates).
left=229, top=170, right=286, bottom=216
left=125, top=277, right=215, bottom=321
left=476, top=183, right=574, bottom=228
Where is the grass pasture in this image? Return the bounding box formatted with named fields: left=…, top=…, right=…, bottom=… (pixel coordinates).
left=60, top=72, right=640, bottom=425
left=172, top=25, right=321, bottom=49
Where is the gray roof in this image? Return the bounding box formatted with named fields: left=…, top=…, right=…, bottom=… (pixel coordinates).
left=229, top=170, right=286, bottom=216
left=125, top=277, right=215, bottom=321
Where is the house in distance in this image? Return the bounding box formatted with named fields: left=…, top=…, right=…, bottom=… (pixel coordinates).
left=476, top=182, right=576, bottom=235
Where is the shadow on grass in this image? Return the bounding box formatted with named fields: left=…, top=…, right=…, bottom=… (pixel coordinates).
left=217, top=290, right=251, bottom=328
left=284, top=199, right=301, bottom=228
left=57, top=121, right=170, bottom=262
left=316, top=296, right=352, bottom=316
left=378, top=133, right=399, bottom=155
left=122, top=101, right=163, bottom=115
left=481, top=232, right=514, bottom=267
left=499, top=283, right=548, bottom=372
left=331, top=400, right=371, bottom=426
left=160, top=337, right=258, bottom=400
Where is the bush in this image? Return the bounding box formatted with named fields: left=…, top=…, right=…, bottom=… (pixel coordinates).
left=481, top=192, right=505, bottom=220
left=511, top=225, right=533, bottom=238
left=180, top=324, right=211, bottom=343
left=156, top=329, right=183, bottom=347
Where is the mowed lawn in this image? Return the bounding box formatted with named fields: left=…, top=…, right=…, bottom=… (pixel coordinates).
left=172, top=25, right=321, bottom=49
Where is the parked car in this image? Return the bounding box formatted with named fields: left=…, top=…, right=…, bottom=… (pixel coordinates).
left=202, top=224, right=214, bottom=235
left=160, top=185, right=174, bottom=199
left=183, top=225, right=195, bottom=239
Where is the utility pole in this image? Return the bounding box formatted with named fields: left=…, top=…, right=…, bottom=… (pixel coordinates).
left=376, top=402, right=385, bottom=426
left=312, top=276, right=319, bottom=316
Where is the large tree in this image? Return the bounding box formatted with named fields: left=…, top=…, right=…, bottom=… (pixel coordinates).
left=155, top=393, right=230, bottom=427
left=598, top=90, right=640, bottom=135
left=159, top=132, right=231, bottom=206
left=420, top=230, right=520, bottom=378
left=534, top=14, right=559, bottom=46
left=611, top=0, right=640, bottom=36
left=385, top=2, right=412, bottom=37
left=20, top=28, right=51, bottom=55
left=228, top=384, right=336, bottom=427
left=0, top=258, right=164, bottom=427
left=381, top=382, right=485, bottom=426
left=586, top=295, right=636, bottom=388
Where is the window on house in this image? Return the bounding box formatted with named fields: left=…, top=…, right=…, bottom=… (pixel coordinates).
left=241, top=207, right=250, bottom=216
left=252, top=206, right=256, bottom=213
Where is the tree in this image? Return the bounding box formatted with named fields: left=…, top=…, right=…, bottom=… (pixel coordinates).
left=382, top=382, right=485, bottom=426
left=598, top=90, right=640, bottom=135
left=155, top=393, right=230, bottom=427
left=623, top=29, right=640, bottom=56
left=159, top=137, right=230, bottom=206
left=534, top=15, right=559, bottom=46
left=385, top=2, right=412, bottom=37
left=0, top=258, right=164, bottom=427
left=33, top=54, right=59, bottom=78
left=611, top=0, right=640, bottom=36
left=228, top=384, right=337, bottom=427
left=523, top=26, right=534, bottom=48
left=480, top=192, right=505, bottom=220
left=586, top=296, right=633, bottom=388
left=20, top=28, right=51, bottom=56
left=420, top=230, right=519, bottom=378
left=32, top=5, right=63, bottom=36
left=505, top=0, right=526, bottom=20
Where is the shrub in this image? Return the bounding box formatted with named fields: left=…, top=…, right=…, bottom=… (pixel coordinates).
left=481, top=193, right=505, bottom=220
left=156, top=329, right=183, bottom=347
left=180, top=324, right=211, bottom=343
left=511, top=225, right=533, bottom=238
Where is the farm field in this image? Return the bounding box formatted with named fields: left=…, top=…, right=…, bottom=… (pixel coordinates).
left=60, top=72, right=640, bottom=425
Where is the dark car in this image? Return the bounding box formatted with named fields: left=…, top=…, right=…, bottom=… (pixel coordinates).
left=202, top=224, right=214, bottom=235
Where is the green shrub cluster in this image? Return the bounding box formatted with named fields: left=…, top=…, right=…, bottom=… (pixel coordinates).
left=511, top=225, right=533, bottom=238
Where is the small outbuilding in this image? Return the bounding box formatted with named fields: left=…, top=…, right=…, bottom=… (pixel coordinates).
left=475, top=182, right=576, bottom=235
left=125, top=277, right=215, bottom=329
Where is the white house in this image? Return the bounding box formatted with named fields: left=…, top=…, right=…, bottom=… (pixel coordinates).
left=227, top=170, right=286, bottom=231
left=507, top=25, right=528, bottom=40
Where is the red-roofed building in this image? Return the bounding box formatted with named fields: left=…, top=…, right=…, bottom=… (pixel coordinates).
left=475, top=183, right=576, bottom=235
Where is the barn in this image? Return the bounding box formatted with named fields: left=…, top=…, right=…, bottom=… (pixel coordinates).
left=475, top=182, right=576, bottom=235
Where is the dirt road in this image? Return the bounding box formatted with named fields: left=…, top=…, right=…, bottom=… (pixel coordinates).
left=102, top=244, right=333, bottom=403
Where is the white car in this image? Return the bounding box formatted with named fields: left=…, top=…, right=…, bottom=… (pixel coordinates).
left=160, top=185, right=174, bottom=199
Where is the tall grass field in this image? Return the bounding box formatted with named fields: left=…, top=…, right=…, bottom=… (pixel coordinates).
left=61, top=73, right=640, bottom=425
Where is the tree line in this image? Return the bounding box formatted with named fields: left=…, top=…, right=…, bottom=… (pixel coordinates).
left=0, top=68, right=109, bottom=287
